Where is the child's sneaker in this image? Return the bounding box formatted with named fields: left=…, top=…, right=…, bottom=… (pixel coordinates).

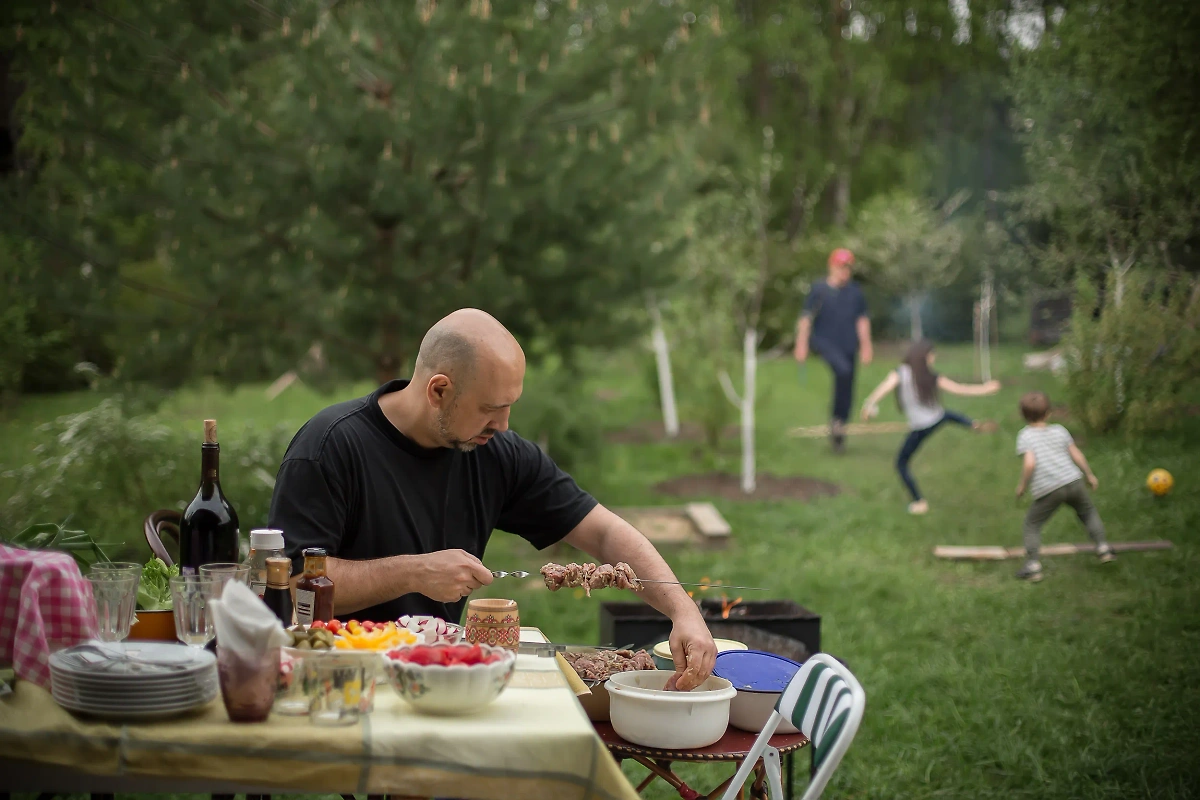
left=1097, top=545, right=1116, bottom=563
left=1015, top=560, right=1043, bottom=582
left=907, top=500, right=929, bottom=515
left=974, top=419, right=999, bottom=433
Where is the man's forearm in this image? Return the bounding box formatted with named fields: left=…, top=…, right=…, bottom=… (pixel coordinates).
left=857, top=316, right=872, bottom=347
left=321, top=555, right=422, bottom=616
left=568, top=511, right=699, bottom=621
left=796, top=317, right=811, bottom=348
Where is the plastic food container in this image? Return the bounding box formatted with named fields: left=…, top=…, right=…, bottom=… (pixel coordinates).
left=606, top=670, right=736, bottom=749
left=712, top=650, right=803, bottom=734
left=651, top=638, right=748, bottom=670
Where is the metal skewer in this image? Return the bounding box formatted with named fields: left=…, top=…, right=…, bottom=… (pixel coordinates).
left=636, top=579, right=768, bottom=591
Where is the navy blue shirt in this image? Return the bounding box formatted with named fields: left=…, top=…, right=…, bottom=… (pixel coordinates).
left=268, top=380, right=598, bottom=624
left=803, top=280, right=868, bottom=353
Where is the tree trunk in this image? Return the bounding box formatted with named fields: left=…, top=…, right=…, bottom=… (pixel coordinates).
left=908, top=295, right=923, bottom=341
left=740, top=327, right=757, bottom=495
left=833, top=167, right=851, bottom=228
left=648, top=299, right=680, bottom=438
left=980, top=273, right=994, bottom=382
left=375, top=352, right=401, bottom=386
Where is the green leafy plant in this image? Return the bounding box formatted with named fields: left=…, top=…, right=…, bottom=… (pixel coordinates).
left=1063, top=270, right=1200, bottom=436
left=1, top=520, right=115, bottom=571
left=137, top=557, right=180, bottom=611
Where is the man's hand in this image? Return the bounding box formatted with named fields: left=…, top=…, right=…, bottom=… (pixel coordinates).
left=984, top=379, right=1001, bottom=394
left=1015, top=483, right=1026, bottom=499
left=667, top=617, right=717, bottom=692
left=860, top=404, right=877, bottom=422
left=859, top=342, right=873, bottom=365
left=794, top=341, right=808, bottom=363
left=1087, top=473, right=1099, bottom=491
left=413, top=549, right=493, bottom=602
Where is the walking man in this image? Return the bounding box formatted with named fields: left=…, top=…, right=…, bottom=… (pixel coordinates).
left=794, top=248, right=874, bottom=452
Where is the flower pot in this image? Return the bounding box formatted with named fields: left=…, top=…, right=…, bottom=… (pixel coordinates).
left=128, top=609, right=176, bottom=641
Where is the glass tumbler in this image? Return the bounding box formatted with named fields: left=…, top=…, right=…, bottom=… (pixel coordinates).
left=218, top=645, right=280, bottom=723
left=87, top=573, right=138, bottom=642
left=199, top=562, right=251, bottom=597
left=89, top=561, right=142, bottom=597
left=170, top=575, right=217, bottom=649
left=306, top=658, right=364, bottom=726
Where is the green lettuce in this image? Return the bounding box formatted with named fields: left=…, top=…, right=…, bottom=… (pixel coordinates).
left=137, top=557, right=179, bottom=611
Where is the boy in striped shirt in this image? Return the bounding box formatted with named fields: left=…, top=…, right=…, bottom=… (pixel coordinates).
left=1014, top=391, right=1114, bottom=582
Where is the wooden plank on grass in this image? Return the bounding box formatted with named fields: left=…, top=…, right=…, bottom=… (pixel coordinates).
left=789, top=421, right=910, bottom=438
left=685, top=502, right=732, bottom=540
left=934, top=540, right=1174, bottom=561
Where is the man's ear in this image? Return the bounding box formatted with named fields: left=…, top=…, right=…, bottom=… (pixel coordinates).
left=426, top=374, right=452, bottom=408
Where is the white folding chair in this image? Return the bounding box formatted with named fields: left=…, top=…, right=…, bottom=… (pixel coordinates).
left=720, top=654, right=866, bottom=800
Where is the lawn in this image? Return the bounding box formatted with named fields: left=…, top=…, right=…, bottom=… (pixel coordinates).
left=3, top=343, right=1198, bottom=800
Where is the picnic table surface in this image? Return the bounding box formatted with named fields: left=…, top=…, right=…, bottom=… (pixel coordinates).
left=0, top=627, right=639, bottom=800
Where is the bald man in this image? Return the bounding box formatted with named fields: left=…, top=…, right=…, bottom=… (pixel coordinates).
left=269, top=309, right=717, bottom=689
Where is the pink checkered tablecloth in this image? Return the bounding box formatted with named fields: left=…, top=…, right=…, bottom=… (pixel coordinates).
left=0, top=544, right=97, bottom=689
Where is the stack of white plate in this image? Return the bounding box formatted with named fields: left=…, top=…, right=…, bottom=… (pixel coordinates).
left=49, top=641, right=219, bottom=721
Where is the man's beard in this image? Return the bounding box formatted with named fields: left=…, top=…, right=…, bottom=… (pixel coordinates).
left=436, top=408, right=496, bottom=453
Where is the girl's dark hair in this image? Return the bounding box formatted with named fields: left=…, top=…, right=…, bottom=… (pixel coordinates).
left=898, top=340, right=939, bottom=411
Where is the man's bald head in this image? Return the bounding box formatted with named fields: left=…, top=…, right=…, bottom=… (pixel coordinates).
left=414, top=309, right=523, bottom=386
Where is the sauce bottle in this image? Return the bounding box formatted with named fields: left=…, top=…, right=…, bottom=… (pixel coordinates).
left=295, top=547, right=335, bottom=625
left=262, top=556, right=294, bottom=628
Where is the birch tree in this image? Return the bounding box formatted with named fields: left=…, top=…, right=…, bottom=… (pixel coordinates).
left=849, top=191, right=968, bottom=340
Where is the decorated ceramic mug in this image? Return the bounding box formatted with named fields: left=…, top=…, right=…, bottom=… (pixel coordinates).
left=464, top=598, right=520, bottom=651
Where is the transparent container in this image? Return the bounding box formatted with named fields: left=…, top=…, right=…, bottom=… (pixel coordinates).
left=247, top=529, right=286, bottom=599
left=219, top=645, right=280, bottom=723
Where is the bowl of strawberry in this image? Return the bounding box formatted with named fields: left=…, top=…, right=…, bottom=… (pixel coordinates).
left=384, top=643, right=517, bottom=715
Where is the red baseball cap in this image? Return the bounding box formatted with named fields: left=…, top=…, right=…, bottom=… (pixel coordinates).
left=828, top=248, right=855, bottom=268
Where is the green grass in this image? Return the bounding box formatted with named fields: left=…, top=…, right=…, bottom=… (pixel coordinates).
left=5, top=343, right=1198, bottom=799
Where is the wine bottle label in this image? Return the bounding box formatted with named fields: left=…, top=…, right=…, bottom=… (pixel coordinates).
left=295, top=589, right=316, bottom=625
left=250, top=579, right=267, bottom=598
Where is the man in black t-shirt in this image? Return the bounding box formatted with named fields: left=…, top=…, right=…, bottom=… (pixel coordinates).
left=269, top=308, right=717, bottom=690
left=794, top=248, right=874, bottom=453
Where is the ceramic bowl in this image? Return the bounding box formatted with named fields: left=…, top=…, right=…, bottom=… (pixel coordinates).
left=395, top=615, right=464, bottom=645
left=606, top=670, right=736, bottom=749
left=383, top=644, right=517, bottom=715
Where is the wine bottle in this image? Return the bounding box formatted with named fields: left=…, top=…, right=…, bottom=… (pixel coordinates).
left=179, top=419, right=241, bottom=572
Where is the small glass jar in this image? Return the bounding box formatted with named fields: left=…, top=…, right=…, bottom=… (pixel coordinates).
left=247, top=529, right=286, bottom=599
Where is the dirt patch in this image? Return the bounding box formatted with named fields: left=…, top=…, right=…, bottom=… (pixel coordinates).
left=605, top=420, right=739, bottom=445
left=653, top=472, right=842, bottom=502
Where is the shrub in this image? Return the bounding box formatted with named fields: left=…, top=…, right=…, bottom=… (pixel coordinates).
left=1062, top=271, right=1200, bottom=437
left=0, top=399, right=294, bottom=559
left=507, top=357, right=603, bottom=477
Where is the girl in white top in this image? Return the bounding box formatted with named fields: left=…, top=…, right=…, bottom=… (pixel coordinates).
left=860, top=340, right=1001, bottom=514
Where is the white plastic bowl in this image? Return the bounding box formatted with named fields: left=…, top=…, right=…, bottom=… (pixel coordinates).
left=729, top=688, right=800, bottom=734
left=383, top=645, right=516, bottom=715
left=606, top=670, right=736, bottom=749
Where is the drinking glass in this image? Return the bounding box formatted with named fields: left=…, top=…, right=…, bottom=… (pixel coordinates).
left=218, top=644, right=280, bottom=723
left=87, top=573, right=138, bottom=642
left=89, top=561, right=142, bottom=596
left=199, top=563, right=251, bottom=597
left=171, top=575, right=218, bottom=649
left=306, top=659, right=364, bottom=726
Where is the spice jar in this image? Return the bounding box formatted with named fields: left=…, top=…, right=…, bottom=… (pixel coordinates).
left=247, top=529, right=286, bottom=599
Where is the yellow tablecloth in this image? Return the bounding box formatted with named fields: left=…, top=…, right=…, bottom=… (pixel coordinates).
left=0, top=629, right=637, bottom=800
